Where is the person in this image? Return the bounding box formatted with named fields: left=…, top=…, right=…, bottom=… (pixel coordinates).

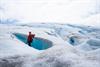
left=27, top=32, right=35, bottom=46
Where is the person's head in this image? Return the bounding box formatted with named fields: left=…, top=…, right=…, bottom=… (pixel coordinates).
left=29, top=32, right=31, bottom=35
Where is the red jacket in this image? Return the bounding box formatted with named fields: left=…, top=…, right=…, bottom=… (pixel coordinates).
left=27, top=34, right=35, bottom=42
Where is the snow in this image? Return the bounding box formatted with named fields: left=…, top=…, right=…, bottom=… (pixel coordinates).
left=0, top=23, right=100, bottom=67
left=0, top=0, right=100, bottom=25
left=0, top=0, right=100, bottom=66
left=82, top=14, right=100, bottom=27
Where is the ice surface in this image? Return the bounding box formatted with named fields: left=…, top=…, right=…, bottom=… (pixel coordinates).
left=0, top=23, right=100, bottom=67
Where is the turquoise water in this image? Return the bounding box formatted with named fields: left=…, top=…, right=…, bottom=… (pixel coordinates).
left=14, top=33, right=52, bottom=50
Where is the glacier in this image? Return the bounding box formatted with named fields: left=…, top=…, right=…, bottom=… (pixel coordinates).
left=0, top=23, right=100, bottom=67
left=0, top=0, right=100, bottom=67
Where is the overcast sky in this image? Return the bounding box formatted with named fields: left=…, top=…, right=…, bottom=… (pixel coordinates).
left=0, top=0, right=100, bottom=25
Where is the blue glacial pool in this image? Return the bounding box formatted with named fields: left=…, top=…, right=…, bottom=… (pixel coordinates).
left=14, top=33, right=52, bottom=50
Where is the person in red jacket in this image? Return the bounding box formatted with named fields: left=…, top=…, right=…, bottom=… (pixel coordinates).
left=27, top=32, right=35, bottom=46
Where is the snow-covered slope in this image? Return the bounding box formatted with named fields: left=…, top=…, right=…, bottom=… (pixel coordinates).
left=0, top=0, right=99, bottom=25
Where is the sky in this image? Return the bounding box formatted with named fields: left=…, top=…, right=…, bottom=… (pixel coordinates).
left=0, top=0, right=100, bottom=25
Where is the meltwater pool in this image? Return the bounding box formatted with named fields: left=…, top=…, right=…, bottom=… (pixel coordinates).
left=14, top=33, right=52, bottom=50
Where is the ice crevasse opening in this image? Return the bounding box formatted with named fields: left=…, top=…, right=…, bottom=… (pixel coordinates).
left=14, top=33, right=53, bottom=50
